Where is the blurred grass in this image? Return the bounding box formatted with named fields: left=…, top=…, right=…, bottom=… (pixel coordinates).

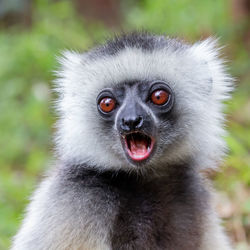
left=0, top=0, right=249, bottom=249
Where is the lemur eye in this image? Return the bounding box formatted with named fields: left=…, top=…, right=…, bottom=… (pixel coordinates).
left=151, top=89, right=169, bottom=105
left=99, top=97, right=116, bottom=113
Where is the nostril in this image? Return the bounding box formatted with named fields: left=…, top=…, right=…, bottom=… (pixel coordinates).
left=122, top=118, right=131, bottom=127
left=135, top=116, right=143, bottom=128
left=121, top=118, right=130, bottom=131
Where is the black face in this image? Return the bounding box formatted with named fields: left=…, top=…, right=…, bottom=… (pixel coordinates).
left=96, top=80, right=174, bottom=165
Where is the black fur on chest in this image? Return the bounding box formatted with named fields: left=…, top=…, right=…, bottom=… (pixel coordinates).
left=61, top=164, right=209, bottom=250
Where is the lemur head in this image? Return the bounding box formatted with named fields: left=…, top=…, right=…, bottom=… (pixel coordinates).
left=55, top=32, right=232, bottom=172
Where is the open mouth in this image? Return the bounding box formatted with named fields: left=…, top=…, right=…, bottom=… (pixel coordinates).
left=124, top=132, right=154, bottom=162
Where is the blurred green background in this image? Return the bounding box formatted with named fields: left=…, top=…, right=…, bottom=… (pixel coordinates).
left=0, top=0, right=249, bottom=249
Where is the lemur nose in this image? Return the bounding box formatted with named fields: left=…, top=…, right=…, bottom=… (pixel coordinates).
left=121, top=116, right=143, bottom=132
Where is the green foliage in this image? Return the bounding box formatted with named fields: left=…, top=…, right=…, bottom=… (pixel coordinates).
left=0, top=1, right=106, bottom=248
left=0, top=0, right=249, bottom=249
left=126, top=0, right=231, bottom=39
left=126, top=1, right=250, bottom=248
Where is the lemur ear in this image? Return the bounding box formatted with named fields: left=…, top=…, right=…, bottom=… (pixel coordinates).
left=188, top=38, right=233, bottom=99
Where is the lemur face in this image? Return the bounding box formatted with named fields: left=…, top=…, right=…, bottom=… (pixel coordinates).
left=96, top=80, right=174, bottom=166
left=55, top=33, right=232, bottom=172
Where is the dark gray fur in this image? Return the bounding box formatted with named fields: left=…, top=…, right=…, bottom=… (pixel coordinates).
left=61, top=163, right=208, bottom=250
left=87, top=32, right=189, bottom=59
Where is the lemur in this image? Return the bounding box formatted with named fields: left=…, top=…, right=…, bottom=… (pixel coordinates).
left=12, top=32, right=233, bottom=250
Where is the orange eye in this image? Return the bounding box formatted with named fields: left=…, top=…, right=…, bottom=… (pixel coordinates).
left=151, top=89, right=169, bottom=105
left=99, top=97, right=116, bottom=113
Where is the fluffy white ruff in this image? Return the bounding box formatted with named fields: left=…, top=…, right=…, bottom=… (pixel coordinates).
left=54, top=38, right=233, bottom=170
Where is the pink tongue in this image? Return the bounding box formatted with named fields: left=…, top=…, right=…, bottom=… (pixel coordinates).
left=130, top=139, right=147, bottom=156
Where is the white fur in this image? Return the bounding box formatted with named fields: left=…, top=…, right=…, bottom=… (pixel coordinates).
left=54, top=39, right=233, bottom=170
